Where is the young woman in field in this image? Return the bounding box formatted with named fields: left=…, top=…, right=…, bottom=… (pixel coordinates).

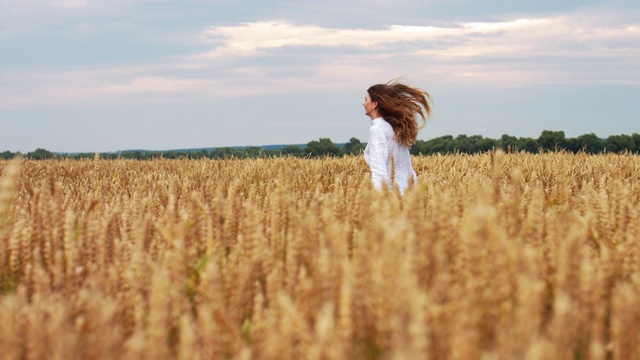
left=363, top=80, right=433, bottom=194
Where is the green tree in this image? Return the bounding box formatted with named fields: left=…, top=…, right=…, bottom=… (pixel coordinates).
left=211, top=147, right=234, bottom=159
left=574, top=133, right=603, bottom=154
left=632, top=133, right=640, bottom=153
left=26, top=148, right=55, bottom=160
left=305, top=138, right=342, bottom=157
left=476, top=136, right=498, bottom=153
left=564, top=137, right=579, bottom=153
left=500, top=134, right=520, bottom=152
left=194, top=149, right=210, bottom=159
left=421, top=135, right=455, bottom=154
left=455, top=134, right=471, bottom=153
left=118, top=150, right=140, bottom=159
left=459, top=135, right=497, bottom=153
left=538, top=130, right=567, bottom=151
left=1, top=151, right=16, bottom=160
left=280, top=145, right=304, bottom=157
left=241, top=147, right=261, bottom=158
left=410, top=140, right=427, bottom=155
left=163, top=151, right=179, bottom=159
left=604, top=134, right=636, bottom=153
left=343, top=137, right=364, bottom=155
left=520, top=138, right=539, bottom=153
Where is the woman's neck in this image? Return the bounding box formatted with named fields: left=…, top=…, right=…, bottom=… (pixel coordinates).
left=368, top=110, right=382, bottom=120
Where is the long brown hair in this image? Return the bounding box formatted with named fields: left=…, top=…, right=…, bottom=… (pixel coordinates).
left=367, top=80, right=433, bottom=147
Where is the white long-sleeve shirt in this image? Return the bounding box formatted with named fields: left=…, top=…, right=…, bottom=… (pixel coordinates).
left=364, top=117, right=418, bottom=193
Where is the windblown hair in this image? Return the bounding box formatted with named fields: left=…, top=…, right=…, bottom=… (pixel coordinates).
left=367, top=80, right=433, bottom=147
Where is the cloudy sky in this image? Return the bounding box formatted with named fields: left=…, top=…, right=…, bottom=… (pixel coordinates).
left=1, top=0, right=638, bottom=153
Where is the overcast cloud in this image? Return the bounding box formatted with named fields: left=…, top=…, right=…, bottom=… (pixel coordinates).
left=1, top=0, right=638, bottom=152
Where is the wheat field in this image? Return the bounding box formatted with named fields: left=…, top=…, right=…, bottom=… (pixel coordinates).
left=0, top=152, right=639, bottom=359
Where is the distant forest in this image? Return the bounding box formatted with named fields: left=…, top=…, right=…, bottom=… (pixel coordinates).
left=3, top=130, right=639, bottom=160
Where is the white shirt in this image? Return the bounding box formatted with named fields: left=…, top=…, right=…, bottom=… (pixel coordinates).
left=364, top=117, right=418, bottom=193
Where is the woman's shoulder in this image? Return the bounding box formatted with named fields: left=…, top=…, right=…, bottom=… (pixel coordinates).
left=371, top=117, right=393, bottom=131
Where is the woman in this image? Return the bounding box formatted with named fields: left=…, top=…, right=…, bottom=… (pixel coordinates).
left=363, top=80, right=433, bottom=193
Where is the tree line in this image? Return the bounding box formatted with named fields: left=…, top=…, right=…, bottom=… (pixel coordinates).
left=2, top=131, right=639, bottom=160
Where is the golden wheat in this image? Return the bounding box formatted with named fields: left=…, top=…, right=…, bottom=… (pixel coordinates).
left=0, top=152, right=638, bottom=359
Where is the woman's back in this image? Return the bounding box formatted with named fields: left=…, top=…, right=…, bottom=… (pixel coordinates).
left=364, top=117, right=417, bottom=193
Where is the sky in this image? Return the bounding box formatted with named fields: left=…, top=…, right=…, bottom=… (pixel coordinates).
left=1, top=0, right=639, bottom=153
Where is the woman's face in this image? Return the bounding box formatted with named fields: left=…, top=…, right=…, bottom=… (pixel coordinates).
left=363, top=94, right=378, bottom=118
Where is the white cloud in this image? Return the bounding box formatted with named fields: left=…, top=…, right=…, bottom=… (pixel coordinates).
left=2, top=8, right=639, bottom=110
left=199, top=15, right=640, bottom=60
left=95, top=76, right=209, bottom=94
left=192, top=13, right=640, bottom=86
left=199, top=19, right=549, bottom=55
left=54, top=0, right=87, bottom=7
